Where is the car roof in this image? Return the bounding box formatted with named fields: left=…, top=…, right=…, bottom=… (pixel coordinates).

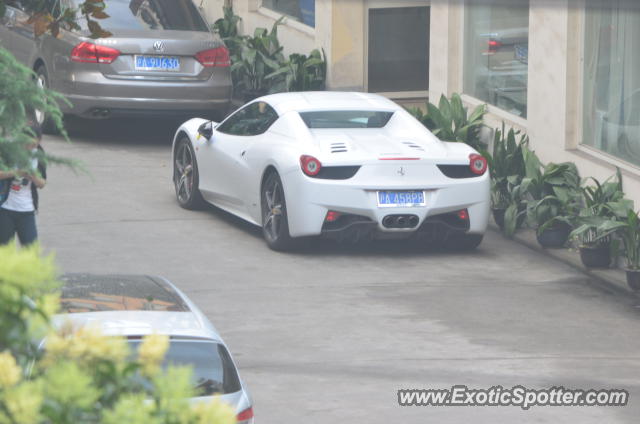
left=53, top=274, right=221, bottom=341
left=259, top=91, right=402, bottom=115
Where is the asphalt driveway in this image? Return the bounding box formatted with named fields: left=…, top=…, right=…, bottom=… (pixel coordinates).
left=37, top=118, right=640, bottom=423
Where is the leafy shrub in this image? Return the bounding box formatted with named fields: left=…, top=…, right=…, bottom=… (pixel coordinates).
left=0, top=243, right=236, bottom=424
left=407, top=93, right=487, bottom=150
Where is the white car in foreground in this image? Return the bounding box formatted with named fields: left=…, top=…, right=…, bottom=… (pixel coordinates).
left=172, top=92, right=490, bottom=251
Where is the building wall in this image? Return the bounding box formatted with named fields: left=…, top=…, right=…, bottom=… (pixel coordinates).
left=430, top=0, right=640, bottom=206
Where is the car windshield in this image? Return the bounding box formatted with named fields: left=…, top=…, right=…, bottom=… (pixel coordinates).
left=71, top=0, right=209, bottom=32
left=128, top=339, right=241, bottom=396
left=299, top=110, right=394, bottom=129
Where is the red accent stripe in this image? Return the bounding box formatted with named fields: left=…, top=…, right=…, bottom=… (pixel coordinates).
left=378, top=157, right=420, bottom=161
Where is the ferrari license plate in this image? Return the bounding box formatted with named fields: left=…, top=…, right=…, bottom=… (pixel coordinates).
left=377, top=190, right=426, bottom=207
left=134, top=55, right=180, bottom=71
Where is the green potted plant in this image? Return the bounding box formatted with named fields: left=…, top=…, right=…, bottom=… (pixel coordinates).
left=487, top=123, right=528, bottom=236
left=230, top=18, right=286, bottom=101
left=265, top=48, right=327, bottom=93
left=606, top=202, right=640, bottom=290
left=406, top=93, right=487, bottom=151
left=569, top=170, right=625, bottom=268
left=520, top=148, right=582, bottom=248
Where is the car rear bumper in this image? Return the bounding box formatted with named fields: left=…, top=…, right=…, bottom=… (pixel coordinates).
left=282, top=163, right=490, bottom=238
left=57, top=70, right=232, bottom=118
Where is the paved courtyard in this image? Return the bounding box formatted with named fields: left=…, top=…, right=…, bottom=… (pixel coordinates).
left=37, top=118, right=640, bottom=423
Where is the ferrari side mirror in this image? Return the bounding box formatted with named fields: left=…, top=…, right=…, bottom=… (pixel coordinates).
left=197, top=121, right=213, bottom=140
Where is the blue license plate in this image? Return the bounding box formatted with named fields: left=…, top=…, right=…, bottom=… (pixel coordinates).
left=377, top=191, right=426, bottom=207
left=134, top=55, right=180, bottom=71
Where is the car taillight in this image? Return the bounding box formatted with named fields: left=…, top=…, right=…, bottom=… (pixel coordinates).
left=71, top=42, right=120, bottom=64
left=195, top=46, right=230, bottom=67
left=325, top=211, right=341, bottom=222
left=300, top=155, right=322, bottom=176
left=237, top=407, right=254, bottom=423
left=457, top=209, right=469, bottom=221
left=487, top=39, right=502, bottom=54
left=469, top=154, right=487, bottom=175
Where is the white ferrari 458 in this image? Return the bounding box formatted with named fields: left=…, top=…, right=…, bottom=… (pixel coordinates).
left=172, top=92, right=490, bottom=251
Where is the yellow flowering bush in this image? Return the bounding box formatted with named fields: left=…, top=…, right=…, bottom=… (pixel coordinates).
left=0, top=243, right=237, bottom=424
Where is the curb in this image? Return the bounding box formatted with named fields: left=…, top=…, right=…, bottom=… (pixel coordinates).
left=489, top=222, right=638, bottom=298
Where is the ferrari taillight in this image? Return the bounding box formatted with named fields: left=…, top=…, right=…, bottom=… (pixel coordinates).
left=300, top=155, right=322, bottom=176
left=469, top=154, right=487, bottom=175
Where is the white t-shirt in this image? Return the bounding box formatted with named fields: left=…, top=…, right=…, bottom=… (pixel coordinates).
left=1, top=158, right=38, bottom=212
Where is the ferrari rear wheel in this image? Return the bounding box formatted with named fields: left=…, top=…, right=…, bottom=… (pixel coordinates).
left=174, top=138, right=205, bottom=210
left=445, top=233, right=483, bottom=251
left=261, top=172, right=294, bottom=251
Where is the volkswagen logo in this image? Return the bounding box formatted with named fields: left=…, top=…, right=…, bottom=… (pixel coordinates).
left=397, top=167, right=405, bottom=176
left=153, top=41, right=165, bottom=52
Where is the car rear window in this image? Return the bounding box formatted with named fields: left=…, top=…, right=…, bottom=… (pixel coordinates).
left=128, top=339, right=241, bottom=395
left=72, top=0, right=209, bottom=32
left=299, top=110, right=394, bottom=128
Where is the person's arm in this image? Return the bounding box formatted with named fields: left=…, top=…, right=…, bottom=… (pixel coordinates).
left=29, top=172, right=46, bottom=189
left=0, top=170, right=16, bottom=179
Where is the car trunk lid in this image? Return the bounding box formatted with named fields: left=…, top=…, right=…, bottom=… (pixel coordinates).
left=94, top=31, right=223, bottom=81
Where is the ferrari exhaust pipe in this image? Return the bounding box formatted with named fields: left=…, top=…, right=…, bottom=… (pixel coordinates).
left=382, top=214, right=420, bottom=229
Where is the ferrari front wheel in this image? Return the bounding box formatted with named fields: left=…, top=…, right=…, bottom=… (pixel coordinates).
left=261, top=172, right=294, bottom=251
left=174, top=138, right=205, bottom=210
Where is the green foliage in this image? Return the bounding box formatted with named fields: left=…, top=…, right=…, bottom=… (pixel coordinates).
left=487, top=123, right=529, bottom=237
left=407, top=93, right=487, bottom=150
left=212, top=6, right=327, bottom=98
left=0, top=244, right=237, bottom=424
left=212, top=6, right=245, bottom=83
left=519, top=147, right=582, bottom=234
left=230, top=17, right=286, bottom=96
left=266, top=49, right=327, bottom=93
left=569, top=170, right=628, bottom=247
left=0, top=47, right=79, bottom=174
left=0, top=0, right=110, bottom=39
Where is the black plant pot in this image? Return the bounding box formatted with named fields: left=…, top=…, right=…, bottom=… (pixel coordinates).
left=492, top=208, right=506, bottom=229
left=626, top=269, right=640, bottom=291
left=579, top=244, right=611, bottom=268
left=492, top=207, right=526, bottom=230
left=536, top=223, right=571, bottom=248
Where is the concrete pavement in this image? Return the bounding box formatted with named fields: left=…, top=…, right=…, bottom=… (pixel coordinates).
left=36, top=118, right=640, bottom=423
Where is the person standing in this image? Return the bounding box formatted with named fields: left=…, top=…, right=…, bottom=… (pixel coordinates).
left=0, top=123, right=47, bottom=246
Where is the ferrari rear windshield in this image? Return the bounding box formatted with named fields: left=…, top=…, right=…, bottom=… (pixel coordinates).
left=300, top=111, right=394, bottom=129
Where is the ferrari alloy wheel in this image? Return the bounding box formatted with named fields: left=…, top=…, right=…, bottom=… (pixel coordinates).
left=261, top=172, right=294, bottom=251
left=174, top=138, right=204, bottom=210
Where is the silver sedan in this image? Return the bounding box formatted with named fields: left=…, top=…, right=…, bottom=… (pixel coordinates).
left=0, top=0, right=232, bottom=130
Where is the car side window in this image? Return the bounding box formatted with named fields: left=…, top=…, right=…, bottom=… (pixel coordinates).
left=217, top=102, right=279, bottom=136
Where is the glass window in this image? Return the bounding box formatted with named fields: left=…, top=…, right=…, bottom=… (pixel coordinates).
left=217, top=102, right=279, bottom=136
left=262, top=0, right=315, bottom=27
left=300, top=111, right=394, bottom=129
left=368, top=6, right=429, bottom=93
left=71, top=0, right=209, bottom=32
left=464, top=0, right=529, bottom=118
left=128, top=340, right=241, bottom=396
left=583, top=1, right=640, bottom=166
